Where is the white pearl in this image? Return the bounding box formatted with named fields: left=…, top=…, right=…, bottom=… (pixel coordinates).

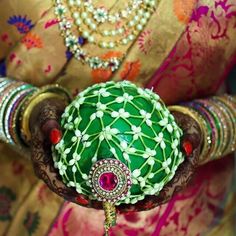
left=73, top=12, right=79, bottom=19
left=88, top=36, right=94, bottom=43
left=108, top=42, right=115, bottom=48
left=136, top=24, right=143, bottom=31
left=90, top=23, right=97, bottom=30
left=140, top=18, right=147, bottom=25
left=122, top=38, right=128, bottom=45
left=145, top=12, right=151, bottom=18
left=117, top=28, right=124, bottom=34
left=128, top=21, right=135, bottom=27
left=81, top=12, right=87, bottom=19
left=85, top=18, right=92, bottom=25
left=75, top=18, right=82, bottom=25
left=68, top=0, right=74, bottom=6
left=134, top=15, right=139, bottom=22
left=82, top=31, right=89, bottom=38
left=75, top=0, right=81, bottom=6
left=138, top=9, right=144, bottom=15
left=103, top=30, right=109, bottom=36
left=100, top=42, right=108, bottom=48
left=128, top=34, right=134, bottom=41
left=111, top=30, right=116, bottom=36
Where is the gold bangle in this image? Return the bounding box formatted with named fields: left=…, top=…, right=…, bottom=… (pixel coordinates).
left=168, top=105, right=211, bottom=164
left=20, top=92, right=67, bottom=145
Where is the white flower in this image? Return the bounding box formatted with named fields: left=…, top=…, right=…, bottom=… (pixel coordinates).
left=96, top=102, right=107, bottom=111
left=115, top=96, right=125, bottom=103
left=69, top=153, right=81, bottom=166
left=58, top=161, right=67, bottom=175
left=171, top=139, right=179, bottom=149
left=137, top=87, right=145, bottom=95
left=65, top=35, right=78, bottom=48
left=55, top=140, right=65, bottom=152
left=147, top=158, right=155, bottom=166
left=71, top=129, right=82, bottom=142
left=155, top=102, right=162, bottom=110
left=162, top=158, right=171, bottom=168
left=59, top=19, right=71, bottom=30
left=132, top=169, right=141, bottom=178
left=72, top=165, right=77, bottom=173
left=140, top=110, right=152, bottom=126
left=143, top=148, right=156, bottom=159
left=123, top=93, right=134, bottom=102
left=167, top=124, right=173, bottom=133
left=120, top=141, right=136, bottom=162
left=148, top=173, right=154, bottom=179
left=83, top=141, right=91, bottom=148
left=154, top=132, right=166, bottom=149
left=75, top=49, right=86, bottom=61
left=74, top=97, right=85, bottom=109
left=154, top=182, right=164, bottom=192
left=55, top=4, right=66, bottom=16
left=99, top=126, right=119, bottom=141
left=82, top=174, right=88, bottom=180
left=75, top=183, right=82, bottom=193
left=162, top=158, right=172, bottom=174
left=92, top=155, right=97, bottom=163
left=111, top=108, right=130, bottom=119
left=159, top=117, right=168, bottom=127
left=68, top=181, right=76, bottom=187
left=93, top=7, right=108, bottom=23
left=174, top=129, right=181, bottom=138
left=131, top=125, right=142, bottom=140
left=109, top=58, right=120, bottom=72
left=89, top=57, right=102, bottom=69
left=64, top=122, right=74, bottom=130
left=93, top=88, right=110, bottom=97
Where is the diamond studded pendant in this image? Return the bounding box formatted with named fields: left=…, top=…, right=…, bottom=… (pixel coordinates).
left=89, top=159, right=132, bottom=203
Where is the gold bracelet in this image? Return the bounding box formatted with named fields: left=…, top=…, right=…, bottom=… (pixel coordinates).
left=168, top=105, right=211, bottom=164
left=20, top=92, right=68, bottom=145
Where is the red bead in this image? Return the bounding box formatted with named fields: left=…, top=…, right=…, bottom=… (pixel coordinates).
left=182, top=140, right=193, bottom=156
left=99, top=172, right=118, bottom=191
left=50, top=128, right=62, bottom=145
left=76, top=195, right=89, bottom=205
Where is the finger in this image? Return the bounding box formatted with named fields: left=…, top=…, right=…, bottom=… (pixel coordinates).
left=31, top=124, right=79, bottom=201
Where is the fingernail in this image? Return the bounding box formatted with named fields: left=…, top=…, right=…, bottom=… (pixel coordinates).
left=50, top=128, right=62, bottom=145
left=182, top=140, right=193, bottom=156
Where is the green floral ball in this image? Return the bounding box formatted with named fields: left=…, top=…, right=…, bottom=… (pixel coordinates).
left=53, top=81, right=184, bottom=205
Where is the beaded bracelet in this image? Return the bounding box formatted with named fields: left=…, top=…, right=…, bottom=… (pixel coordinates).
left=182, top=95, right=236, bottom=164
left=214, top=95, right=236, bottom=151
left=208, top=98, right=233, bottom=156
left=0, top=77, right=71, bottom=149
left=1, top=85, right=33, bottom=144
left=0, top=79, right=38, bottom=146
left=195, top=99, right=226, bottom=158
left=184, top=101, right=217, bottom=162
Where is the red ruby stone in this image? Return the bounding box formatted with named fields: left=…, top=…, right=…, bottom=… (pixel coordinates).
left=182, top=140, right=193, bottom=156
left=99, top=172, right=118, bottom=191
left=76, top=195, right=89, bottom=205
left=50, top=128, right=62, bottom=145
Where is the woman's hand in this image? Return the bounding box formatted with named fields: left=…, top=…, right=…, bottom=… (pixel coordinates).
left=30, top=98, right=79, bottom=202
left=30, top=100, right=202, bottom=212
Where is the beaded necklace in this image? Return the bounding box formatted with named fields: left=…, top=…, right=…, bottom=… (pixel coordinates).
left=54, top=0, right=158, bottom=71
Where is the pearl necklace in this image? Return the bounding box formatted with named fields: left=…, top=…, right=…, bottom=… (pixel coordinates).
left=68, top=0, right=145, bottom=24
left=54, top=0, right=158, bottom=71
left=69, top=1, right=155, bottom=49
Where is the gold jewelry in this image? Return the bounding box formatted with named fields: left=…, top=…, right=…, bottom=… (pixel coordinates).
left=168, top=105, right=211, bottom=164
left=20, top=92, right=69, bottom=145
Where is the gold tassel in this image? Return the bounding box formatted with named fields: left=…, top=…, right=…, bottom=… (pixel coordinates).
left=103, top=202, right=117, bottom=236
